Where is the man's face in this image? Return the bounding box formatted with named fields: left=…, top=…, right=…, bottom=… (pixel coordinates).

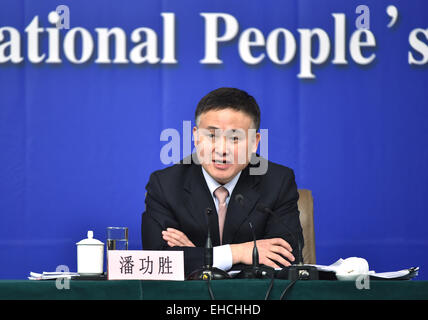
left=193, top=108, right=261, bottom=184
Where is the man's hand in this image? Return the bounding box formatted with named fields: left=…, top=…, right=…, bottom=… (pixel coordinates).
left=230, top=238, right=295, bottom=268
left=162, top=228, right=196, bottom=247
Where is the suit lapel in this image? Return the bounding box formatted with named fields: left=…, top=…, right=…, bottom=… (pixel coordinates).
left=183, top=164, right=221, bottom=246
left=222, top=166, right=261, bottom=244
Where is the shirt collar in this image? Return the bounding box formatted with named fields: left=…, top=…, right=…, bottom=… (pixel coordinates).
left=201, top=167, right=242, bottom=198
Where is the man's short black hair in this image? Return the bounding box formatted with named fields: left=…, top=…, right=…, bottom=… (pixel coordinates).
left=195, top=87, right=261, bottom=131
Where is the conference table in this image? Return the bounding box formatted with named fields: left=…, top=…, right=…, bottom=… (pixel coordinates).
left=1, top=279, right=427, bottom=300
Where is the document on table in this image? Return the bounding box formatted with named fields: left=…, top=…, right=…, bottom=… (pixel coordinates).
left=28, top=271, right=80, bottom=280
left=369, top=267, right=419, bottom=280
left=307, top=259, right=419, bottom=280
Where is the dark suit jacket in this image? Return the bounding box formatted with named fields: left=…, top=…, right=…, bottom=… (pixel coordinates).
left=141, top=156, right=303, bottom=276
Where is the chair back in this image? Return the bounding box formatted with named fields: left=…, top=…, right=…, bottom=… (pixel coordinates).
left=297, top=189, right=316, bottom=264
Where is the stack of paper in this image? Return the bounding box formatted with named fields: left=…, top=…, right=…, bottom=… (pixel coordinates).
left=307, top=258, right=419, bottom=280
left=369, top=267, right=419, bottom=280
left=28, top=271, right=79, bottom=280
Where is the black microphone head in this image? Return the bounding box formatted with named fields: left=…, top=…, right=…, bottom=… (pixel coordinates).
left=256, top=203, right=272, bottom=215
left=205, top=207, right=213, bottom=240
left=235, top=194, right=244, bottom=206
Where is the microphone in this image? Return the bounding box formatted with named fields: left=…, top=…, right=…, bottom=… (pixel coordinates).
left=187, top=207, right=231, bottom=280
left=256, top=204, right=303, bottom=265
left=249, top=222, right=259, bottom=269
left=233, top=194, right=273, bottom=279
left=204, top=207, right=213, bottom=268
left=257, top=204, right=318, bottom=280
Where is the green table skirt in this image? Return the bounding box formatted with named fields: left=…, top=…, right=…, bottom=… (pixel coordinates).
left=0, top=279, right=427, bottom=300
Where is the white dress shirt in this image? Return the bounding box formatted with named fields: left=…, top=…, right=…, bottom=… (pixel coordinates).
left=201, top=167, right=241, bottom=271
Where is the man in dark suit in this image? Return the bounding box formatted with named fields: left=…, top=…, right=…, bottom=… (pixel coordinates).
left=141, top=87, right=303, bottom=275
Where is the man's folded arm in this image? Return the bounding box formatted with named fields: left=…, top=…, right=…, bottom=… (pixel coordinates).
left=263, top=168, right=304, bottom=260
left=141, top=172, right=232, bottom=275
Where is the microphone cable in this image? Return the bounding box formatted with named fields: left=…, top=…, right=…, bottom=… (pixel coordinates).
left=279, top=278, right=298, bottom=300
left=206, top=276, right=215, bottom=300
left=264, top=273, right=275, bottom=300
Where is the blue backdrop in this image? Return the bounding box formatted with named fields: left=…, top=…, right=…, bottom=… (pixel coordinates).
left=1, top=0, right=427, bottom=280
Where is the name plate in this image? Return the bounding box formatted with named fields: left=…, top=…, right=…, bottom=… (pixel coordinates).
left=107, top=250, right=184, bottom=281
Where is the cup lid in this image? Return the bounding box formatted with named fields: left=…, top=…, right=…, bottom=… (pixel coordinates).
left=76, top=230, right=104, bottom=246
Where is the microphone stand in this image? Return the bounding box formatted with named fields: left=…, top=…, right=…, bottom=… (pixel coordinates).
left=233, top=222, right=274, bottom=279
left=257, top=204, right=318, bottom=281
left=187, top=208, right=231, bottom=280
left=234, top=195, right=274, bottom=279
